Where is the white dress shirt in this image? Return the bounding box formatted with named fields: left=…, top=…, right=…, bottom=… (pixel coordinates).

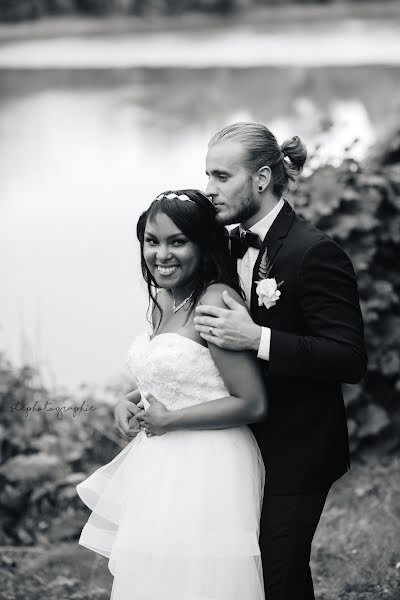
left=237, top=197, right=285, bottom=362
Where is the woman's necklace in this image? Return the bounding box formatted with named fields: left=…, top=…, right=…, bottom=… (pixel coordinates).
left=173, top=291, right=194, bottom=314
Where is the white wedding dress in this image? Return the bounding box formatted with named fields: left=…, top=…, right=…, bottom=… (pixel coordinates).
left=77, top=331, right=265, bottom=600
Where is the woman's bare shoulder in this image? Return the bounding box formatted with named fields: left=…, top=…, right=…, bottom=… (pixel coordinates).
left=199, top=283, right=246, bottom=310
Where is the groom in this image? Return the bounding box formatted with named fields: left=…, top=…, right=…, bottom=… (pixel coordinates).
left=116, top=122, right=367, bottom=599
left=194, top=123, right=367, bottom=599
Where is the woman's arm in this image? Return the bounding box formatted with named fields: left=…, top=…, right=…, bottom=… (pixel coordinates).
left=114, top=287, right=170, bottom=438
left=139, top=284, right=268, bottom=435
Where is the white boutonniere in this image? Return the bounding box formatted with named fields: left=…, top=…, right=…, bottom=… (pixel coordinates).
left=255, top=249, right=284, bottom=309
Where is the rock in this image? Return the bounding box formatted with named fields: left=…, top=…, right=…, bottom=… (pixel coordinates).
left=347, top=419, right=357, bottom=438
left=47, top=512, right=85, bottom=543
left=0, top=423, right=5, bottom=462
left=357, top=404, right=391, bottom=439
left=30, top=434, right=59, bottom=454
left=61, top=472, right=88, bottom=486
left=0, top=483, right=27, bottom=510
left=57, top=486, right=79, bottom=503
left=30, top=480, right=62, bottom=503
left=65, top=449, right=85, bottom=464
left=1, top=554, right=16, bottom=568
left=343, top=385, right=363, bottom=409
left=48, top=575, right=80, bottom=590
left=29, top=472, right=87, bottom=504
left=354, top=484, right=377, bottom=498
left=16, top=527, right=34, bottom=545
left=380, top=350, right=400, bottom=378
left=349, top=437, right=360, bottom=454
left=0, top=452, right=66, bottom=487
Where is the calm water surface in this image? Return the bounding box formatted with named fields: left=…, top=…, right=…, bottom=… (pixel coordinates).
left=1, top=54, right=399, bottom=390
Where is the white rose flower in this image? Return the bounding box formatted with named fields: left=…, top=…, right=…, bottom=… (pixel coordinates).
left=256, top=278, right=281, bottom=309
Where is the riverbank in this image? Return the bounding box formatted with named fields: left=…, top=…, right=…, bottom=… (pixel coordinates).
left=0, top=1, right=400, bottom=44
left=0, top=12, right=400, bottom=68
left=1, top=452, right=399, bottom=600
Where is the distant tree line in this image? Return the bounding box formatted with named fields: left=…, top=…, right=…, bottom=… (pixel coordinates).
left=0, top=0, right=389, bottom=20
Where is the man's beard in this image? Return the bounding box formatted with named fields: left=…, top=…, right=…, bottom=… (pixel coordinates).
left=216, top=193, right=259, bottom=226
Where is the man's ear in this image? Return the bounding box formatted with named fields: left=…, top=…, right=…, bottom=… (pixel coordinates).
left=256, top=166, right=272, bottom=192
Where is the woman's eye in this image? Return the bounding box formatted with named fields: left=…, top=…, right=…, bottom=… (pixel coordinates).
left=171, top=239, right=186, bottom=246
left=144, top=238, right=157, bottom=246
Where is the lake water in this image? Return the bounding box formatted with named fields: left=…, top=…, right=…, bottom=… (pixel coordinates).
left=1, top=24, right=400, bottom=392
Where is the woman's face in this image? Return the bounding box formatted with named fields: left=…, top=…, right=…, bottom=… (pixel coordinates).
left=143, top=211, right=201, bottom=291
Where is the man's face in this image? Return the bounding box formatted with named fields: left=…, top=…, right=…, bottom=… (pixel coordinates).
left=205, top=141, right=259, bottom=226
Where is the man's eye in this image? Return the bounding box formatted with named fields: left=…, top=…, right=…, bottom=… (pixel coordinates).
left=218, top=175, right=228, bottom=181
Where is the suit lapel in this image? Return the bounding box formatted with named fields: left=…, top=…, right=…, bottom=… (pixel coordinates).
left=250, top=200, right=296, bottom=315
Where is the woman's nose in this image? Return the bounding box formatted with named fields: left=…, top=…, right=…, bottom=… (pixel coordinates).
left=156, top=244, right=172, bottom=261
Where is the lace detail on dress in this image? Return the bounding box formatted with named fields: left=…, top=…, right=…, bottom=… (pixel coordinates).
left=126, top=332, right=228, bottom=411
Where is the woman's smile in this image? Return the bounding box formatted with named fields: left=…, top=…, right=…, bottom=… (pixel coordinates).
left=156, top=265, right=179, bottom=276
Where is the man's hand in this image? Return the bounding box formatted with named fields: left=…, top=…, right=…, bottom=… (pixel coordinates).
left=194, top=290, right=262, bottom=351
left=136, top=395, right=171, bottom=437
left=114, top=398, right=142, bottom=441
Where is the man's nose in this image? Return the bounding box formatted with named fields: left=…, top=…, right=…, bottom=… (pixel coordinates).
left=205, top=180, right=217, bottom=199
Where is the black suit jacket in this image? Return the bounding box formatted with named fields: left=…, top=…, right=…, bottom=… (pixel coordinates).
left=244, top=201, right=367, bottom=495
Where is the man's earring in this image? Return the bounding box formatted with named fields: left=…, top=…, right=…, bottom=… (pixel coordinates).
left=258, top=186, right=262, bottom=192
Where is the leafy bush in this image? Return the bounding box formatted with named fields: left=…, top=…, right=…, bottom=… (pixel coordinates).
left=0, top=356, right=122, bottom=545
left=292, top=127, right=400, bottom=453
left=0, top=0, right=44, bottom=21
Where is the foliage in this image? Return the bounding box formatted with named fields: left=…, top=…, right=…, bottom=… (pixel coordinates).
left=0, top=127, right=399, bottom=551
left=291, top=126, right=400, bottom=453
left=0, top=356, right=124, bottom=546
left=311, top=452, right=400, bottom=600
left=0, top=0, right=227, bottom=19
left=0, top=0, right=395, bottom=20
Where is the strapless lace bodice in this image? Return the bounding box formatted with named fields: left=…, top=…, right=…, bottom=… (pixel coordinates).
left=126, top=332, right=229, bottom=411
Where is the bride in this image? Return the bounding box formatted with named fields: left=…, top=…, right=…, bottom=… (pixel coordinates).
left=76, top=189, right=268, bottom=600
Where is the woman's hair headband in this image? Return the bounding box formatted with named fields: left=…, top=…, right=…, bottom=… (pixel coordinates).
left=155, top=192, right=194, bottom=203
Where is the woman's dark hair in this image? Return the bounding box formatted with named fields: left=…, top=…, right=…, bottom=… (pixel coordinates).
left=136, top=189, right=244, bottom=330
left=209, top=122, right=307, bottom=197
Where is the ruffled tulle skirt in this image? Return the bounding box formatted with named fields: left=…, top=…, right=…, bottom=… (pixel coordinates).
left=77, top=426, right=265, bottom=600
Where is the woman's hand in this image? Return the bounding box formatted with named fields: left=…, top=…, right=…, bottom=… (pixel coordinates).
left=114, top=398, right=142, bottom=441
left=136, top=395, right=171, bottom=437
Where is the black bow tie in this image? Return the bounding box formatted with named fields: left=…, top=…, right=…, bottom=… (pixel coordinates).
left=229, top=229, right=263, bottom=260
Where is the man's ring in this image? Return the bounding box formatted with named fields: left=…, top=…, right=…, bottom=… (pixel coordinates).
left=209, top=326, right=214, bottom=335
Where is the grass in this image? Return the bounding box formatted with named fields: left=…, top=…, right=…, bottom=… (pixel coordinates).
left=0, top=449, right=399, bottom=599
left=312, top=450, right=400, bottom=599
